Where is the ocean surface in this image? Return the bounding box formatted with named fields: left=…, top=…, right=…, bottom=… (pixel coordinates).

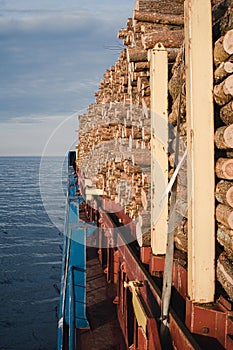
left=0, top=156, right=67, bottom=350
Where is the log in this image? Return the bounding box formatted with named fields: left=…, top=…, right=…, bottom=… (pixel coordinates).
left=142, top=29, right=184, bottom=50
left=214, top=29, right=233, bottom=67
left=127, top=48, right=148, bottom=62
left=214, top=60, right=233, bottom=84
left=135, top=0, right=184, bottom=16
left=212, top=0, right=229, bottom=24
left=134, top=61, right=150, bottom=71
left=141, top=22, right=172, bottom=34
left=217, top=224, right=233, bottom=261
left=133, top=10, right=184, bottom=26
left=220, top=100, right=233, bottom=125
left=216, top=157, right=233, bottom=179
left=213, top=74, right=233, bottom=106
left=216, top=203, right=233, bottom=229
left=220, top=4, right=233, bottom=37
left=168, top=64, right=185, bottom=101
left=214, top=124, right=233, bottom=149
left=168, top=89, right=186, bottom=125
left=118, top=28, right=128, bottom=39
left=217, top=252, right=233, bottom=301
left=174, top=219, right=188, bottom=253
left=216, top=180, right=233, bottom=208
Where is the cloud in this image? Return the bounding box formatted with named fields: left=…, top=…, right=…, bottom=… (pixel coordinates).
left=0, top=0, right=135, bottom=155
left=0, top=12, right=121, bottom=123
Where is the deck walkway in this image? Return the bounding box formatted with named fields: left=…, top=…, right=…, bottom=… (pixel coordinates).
left=76, top=247, right=127, bottom=350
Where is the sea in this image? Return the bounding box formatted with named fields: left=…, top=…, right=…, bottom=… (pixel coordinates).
left=0, top=156, right=67, bottom=350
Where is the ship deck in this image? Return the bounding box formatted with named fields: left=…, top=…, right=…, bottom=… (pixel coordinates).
left=76, top=247, right=126, bottom=350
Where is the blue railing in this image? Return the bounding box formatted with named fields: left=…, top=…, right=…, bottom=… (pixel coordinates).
left=57, top=157, right=95, bottom=350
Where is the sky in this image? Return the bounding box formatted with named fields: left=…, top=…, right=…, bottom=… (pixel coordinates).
left=0, top=0, right=135, bottom=156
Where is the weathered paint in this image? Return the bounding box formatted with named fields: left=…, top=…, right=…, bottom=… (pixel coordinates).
left=185, top=0, right=215, bottom=303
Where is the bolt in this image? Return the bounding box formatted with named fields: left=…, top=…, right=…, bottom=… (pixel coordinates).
left=202, top=327, right=209, bottom=335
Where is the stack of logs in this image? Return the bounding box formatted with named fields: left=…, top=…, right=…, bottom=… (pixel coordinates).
left=76, top=102, right=152, bottom=244
left=214, top=28, right=233, bottom=301
left=77, top=0, right=233, bottom=301
left=94, top=0, right=184, bottom=107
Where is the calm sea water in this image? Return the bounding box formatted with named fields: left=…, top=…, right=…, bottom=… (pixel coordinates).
left=0, top=156, right=67, bottom=350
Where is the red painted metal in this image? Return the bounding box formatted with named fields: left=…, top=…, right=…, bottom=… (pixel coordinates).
left=143, top=248, right=188, bottom=299
left=114, top=250, right=119, bottom=284
left=172, top=261, right=188, bottom=299
left=137, top=327, right=148, bottom=350
left=147, top=318, right=162, bottom=350
left=149, top=255, right=165, bottom=275
left=140, top=247, right=151, bottom=265
left=169, top=315, right=201, bottom=350
left=92, top=200, right=233, bottom=349
left=186, top=298, right=233, bottom=349
left=117, top=235, right=200, bottom=350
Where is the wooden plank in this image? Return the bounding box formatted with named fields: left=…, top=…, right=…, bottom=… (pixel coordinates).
left=184, top=0, right=215, bottom=303
left=150, top=43, right=168, bottom=255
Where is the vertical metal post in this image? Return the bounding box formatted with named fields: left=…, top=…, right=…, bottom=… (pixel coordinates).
left=185, top=0, right=215, bottom=302
left=150, top=43, right=168, bottom=255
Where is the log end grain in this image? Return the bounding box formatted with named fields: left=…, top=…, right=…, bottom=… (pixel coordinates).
left=216, top=157, right=233, bottom=179
left=215, top=124, right=233, bottom=149
left=216, top=203, right=233, bottom=229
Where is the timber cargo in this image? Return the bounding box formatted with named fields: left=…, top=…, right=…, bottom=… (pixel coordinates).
left=58, top=0, right=233, bottom=349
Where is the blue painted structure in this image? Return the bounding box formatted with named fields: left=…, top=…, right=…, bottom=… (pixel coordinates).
left=57, top=153, right=96, bottom=350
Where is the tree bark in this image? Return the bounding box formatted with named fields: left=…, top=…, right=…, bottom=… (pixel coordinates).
left=214, top=29, right=233, bottom=67
left=216, top=157, right=233, bottom=179
left=168, top=64, right=185, bottom=101
left=220, top=3, right=233, bottom=35
left=174, top=219, right=188, bottom=253
left=214, top=60, right=233, bottom=84
left=216, top=203, right=233, bottom=229
left=216, top=180, right=233, bottom=208
left=213, top=74, right=233, bottom=106
left=168, top=89, right=186, bottom=125
left=134, top=0, right=184, bottom=16
left=217, top=224, right=233, bottom=261
left=212, top=0, right=229, bottom=24
left=133, top=10, right=184, bottom=26
left=220, top=100, right=233, bottom=125
left=127, top=48, right=148, bottom=62
left=217, top=252, right=233, bottom=301
left=134, top=61, right=150, bottom=71
left=214, top=124, right=233, bottom=149
left=118, top=28, right=129, bottom=39
left=142, top=29, right=184, bottom=50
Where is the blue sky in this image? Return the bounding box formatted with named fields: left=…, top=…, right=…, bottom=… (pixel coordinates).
left=0, top=0, right=135, bottom=156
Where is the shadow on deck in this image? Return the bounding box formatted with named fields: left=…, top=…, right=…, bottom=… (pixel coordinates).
left=76, top=247, right=127, bottom=350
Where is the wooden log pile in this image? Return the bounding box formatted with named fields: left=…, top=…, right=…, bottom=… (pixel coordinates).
left=166, top=7, right=233, bottom=302
left=214, top=28, right=233, bottom=301
left=76, top=102, right=152, bottom=246
left=94, top=0, right=184, bottom=108
left=76, top=0, right=233, bottom=301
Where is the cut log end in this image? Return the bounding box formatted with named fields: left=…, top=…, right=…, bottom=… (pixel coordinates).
left=214, top=74, right=233, bottom=106
left=216, top=180, right=233, bottom=208
left=220, top=100, right=233, bottom=125
left=215, top=124, right=233, bottom=149
left=216, top=158, right=233, bottom=179
left=223, top=29, right=233, bottom=55
left=216, top=203, right=233, bottom=229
